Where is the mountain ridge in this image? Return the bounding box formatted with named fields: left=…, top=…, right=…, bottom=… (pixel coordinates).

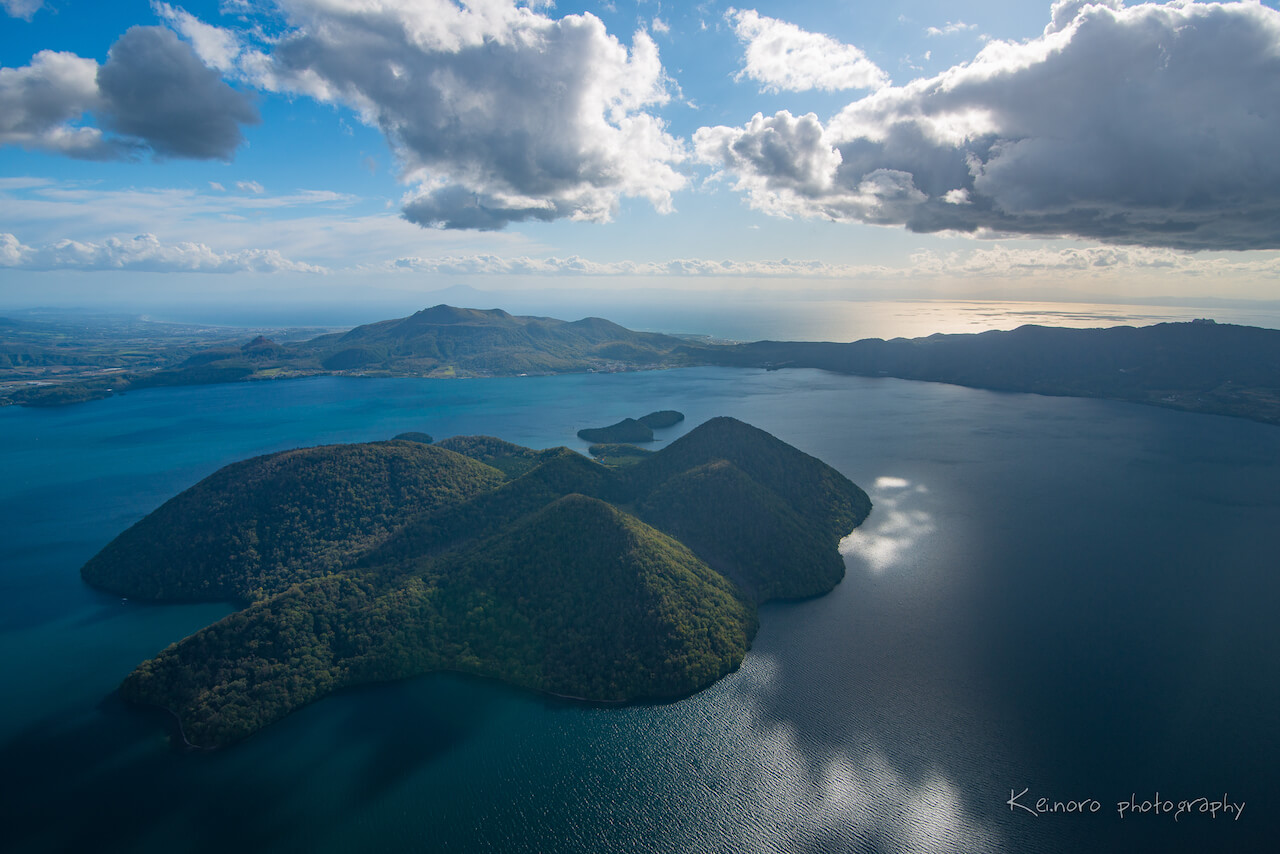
left=7, top=307, right=1279, bottom=426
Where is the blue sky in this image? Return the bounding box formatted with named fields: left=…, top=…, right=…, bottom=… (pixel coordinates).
left=3, top=0, right=1280, bottom=319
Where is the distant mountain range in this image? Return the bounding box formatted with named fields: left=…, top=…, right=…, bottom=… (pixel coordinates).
left=4, top=305, right=1279, bottom=425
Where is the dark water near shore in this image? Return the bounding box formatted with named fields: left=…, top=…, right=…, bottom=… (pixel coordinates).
left=1, top=368, right=1277, bottom=853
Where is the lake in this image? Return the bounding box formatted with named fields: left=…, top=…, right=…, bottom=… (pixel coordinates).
left=1, top=367, right=1276, bottom=853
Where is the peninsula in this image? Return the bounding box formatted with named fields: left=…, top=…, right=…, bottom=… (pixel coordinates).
left=6, top=306, right=1279, bottom=426
left=82, top=417, right=870, bottom=748
left=698, top=319, right=1280, bottom=426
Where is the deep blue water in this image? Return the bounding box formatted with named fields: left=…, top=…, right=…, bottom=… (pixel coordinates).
left=1, top=368, right=1276, bottom=853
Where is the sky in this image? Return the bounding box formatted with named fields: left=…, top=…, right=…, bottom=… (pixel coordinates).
left=3, top=0, right=1280, bottom=322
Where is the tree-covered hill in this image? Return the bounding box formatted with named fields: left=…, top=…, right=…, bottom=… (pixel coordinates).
left=433, top=434, right=564, bottom=477
left=81, top=441, right=505, bottom=601
left=84, top=418, right=869, bottom=748
left=121, top=495, right=756, bottom=748
left=629, top=417, right=871, bottom=543
left=301, top=305, right=694, bottom=376
left=625, top=417, right=872, bottom=600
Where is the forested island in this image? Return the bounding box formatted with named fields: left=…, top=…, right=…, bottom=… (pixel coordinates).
left=6, top=306, right=1279, bottom=426
left=577, top=410, right=685, bottom=443
left=82, top=417, right=870, bottom=748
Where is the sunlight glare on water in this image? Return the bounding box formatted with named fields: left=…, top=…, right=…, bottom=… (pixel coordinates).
left=840, top=477, right=936, bottom=575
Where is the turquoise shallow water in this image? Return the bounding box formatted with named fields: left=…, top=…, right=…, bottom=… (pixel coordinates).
left=1, top=368, right=1277, bottom=853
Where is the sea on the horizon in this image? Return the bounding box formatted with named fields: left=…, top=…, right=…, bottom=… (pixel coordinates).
left=107, top=296, right=1280, bottom=344
left=603, top=297, right=1280, bottom=343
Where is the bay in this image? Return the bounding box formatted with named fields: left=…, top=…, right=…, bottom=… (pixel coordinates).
left=1, top=368, right=1276, bottom=853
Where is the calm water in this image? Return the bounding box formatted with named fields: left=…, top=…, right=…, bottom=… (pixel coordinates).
left=137, top=296, right=1280, bottom=343
left=1, top=369, right=1277, bottom=853
left=595, top=298, right=1280, bottom=342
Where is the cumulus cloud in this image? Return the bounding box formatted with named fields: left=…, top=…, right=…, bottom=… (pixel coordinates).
left=727, top=8, right=888, bottom=93
left=219, top=0, right=686, bottom=230
left=699, top=1, right=1280, bottom=250
left=0, top=232, right=325, bottom=273
left=0, top=51, right=121, bottom=159
left=97, top=26, right=259, bottom=160
left=2, top=0, right=43, bottom=21
left=0, top=27, right=258, bottom=161
left=695, top=111, right=927, bottom=223
left=1044, top=0, right=1123, bottom=35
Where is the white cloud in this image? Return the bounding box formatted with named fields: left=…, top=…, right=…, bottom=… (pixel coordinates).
left=0, top=232, right=326, bottom=273
left=152, top=1, right=245, bottom=72
left=0, top=176, right=526, bottom=270
left=925, top=21, right=977, bottom=37
left=726, top=8, right=888, bottom=93
left=384, top=244, right=1280, bottom=282
left=221, top=0, right=687, bottom=230
left=1044, top=0, right=1123, bottom=35
left=0, top=179, right=357, bottom=255
left=0, top=51, right=113, bottom=159
left=0, top=27, right=258, bottom=161
left=0, top=177, right=52, bottom=190
left=652, top=17, right=669, bottom=35
left=695, top=111, right=926, bottom=223
left=236, top=180, right=265, bottom=193
left=2, top=0, right=43, bottom=21
left=8, top=171, right=1280, bottom=283
left=910, top=244, right=1280, bottom=280
left=699, top=1, right=1280, bottom=251
left=382, top=253, right=902, bottom=278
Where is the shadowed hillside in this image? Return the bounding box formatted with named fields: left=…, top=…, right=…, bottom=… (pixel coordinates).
left=695, top=321, right=1280, bottom=425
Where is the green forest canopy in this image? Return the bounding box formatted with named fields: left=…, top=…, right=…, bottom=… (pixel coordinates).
left=84, top=417, right=870, bottom=748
